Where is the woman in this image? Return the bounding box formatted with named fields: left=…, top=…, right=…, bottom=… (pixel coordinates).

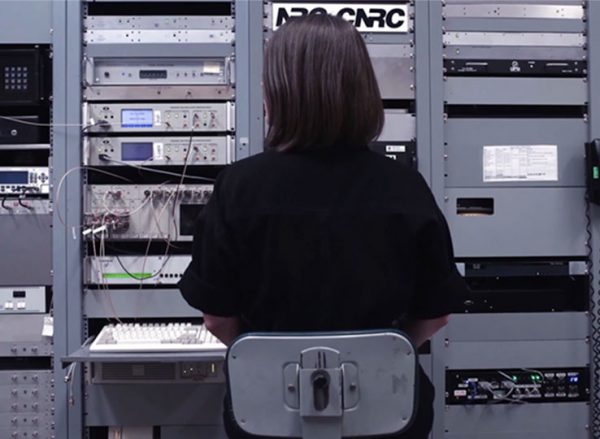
left=179, top=13, right=468, bottom=439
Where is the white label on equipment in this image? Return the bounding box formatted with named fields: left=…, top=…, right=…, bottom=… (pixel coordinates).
left=483, top=145, right=558, bottom=182
left=153, top=142, right=164, bottom=161
left=272, top=3, right=409, bottom=33
left=386, top=145, right=406, bottom=153
left=203, top=62, right=222, bottom=75
left=153, top=110, right=162, bottom=127
left=42, top=316, right=54, bottom=338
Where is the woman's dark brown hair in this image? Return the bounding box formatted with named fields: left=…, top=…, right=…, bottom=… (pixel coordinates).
left=263, top=14, right=384, bottom=151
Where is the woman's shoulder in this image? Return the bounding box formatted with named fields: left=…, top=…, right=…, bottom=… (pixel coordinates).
left=212, top=151, right=283, bottom=198
left=363, top=149, right=433, bottom=191
left=225, top=150, right=279, bottom=173
left=219, top=148, right=431, bottom=188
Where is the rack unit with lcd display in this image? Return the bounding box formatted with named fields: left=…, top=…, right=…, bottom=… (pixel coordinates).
left=73, top=2, right=241, bottom=439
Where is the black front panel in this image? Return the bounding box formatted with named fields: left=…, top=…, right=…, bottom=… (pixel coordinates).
left=0, top=47, right=51, bottom=105
left=446, top=368, right=590, bottom=405
left=0, top=45, right=51, bottom=145
left=444, top=59, right=586, bottom=77
left=457, top=260, right=588, bottom=313
left=369, top=140, right=417, bottom=169
left=0, top=115, right=43, bottom=144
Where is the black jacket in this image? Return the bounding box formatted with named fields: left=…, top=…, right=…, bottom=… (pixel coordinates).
left=179, top=144, right=469, bottom=439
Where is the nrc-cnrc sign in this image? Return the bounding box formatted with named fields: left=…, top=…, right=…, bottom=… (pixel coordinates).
left=272, top=3, right=410, bottom=33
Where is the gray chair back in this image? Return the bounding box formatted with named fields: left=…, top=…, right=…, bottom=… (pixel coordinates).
left=226, top=330, right=418, bottom=439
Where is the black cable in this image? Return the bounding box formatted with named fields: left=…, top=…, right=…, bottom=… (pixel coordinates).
left=1, top=197, right=11, bottom=210
left=18, top=188, right=35, bottom=210
left=82, top=121, right=108, bottom=133
left=585, top=192, right=600, bottom=437
left=114, top=254, right=171, bottom=282
left=18, top=198, right=32, bottom=209
left=114, top=255, right=155, bottom=281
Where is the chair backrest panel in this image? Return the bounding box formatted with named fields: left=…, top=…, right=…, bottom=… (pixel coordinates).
left=227, top=331, right=418, bottom=438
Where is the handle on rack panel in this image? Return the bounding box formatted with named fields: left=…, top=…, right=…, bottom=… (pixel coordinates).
left=585, top=139, right=600, bottom=205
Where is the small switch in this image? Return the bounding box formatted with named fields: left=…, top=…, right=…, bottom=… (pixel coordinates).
left=4, top=301, right=14, bottom=310
left=16, top=302, right=26, bottom=310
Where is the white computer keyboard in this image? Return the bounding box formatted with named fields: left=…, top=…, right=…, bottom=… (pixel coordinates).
left=89, top=322, right=226, bottom=352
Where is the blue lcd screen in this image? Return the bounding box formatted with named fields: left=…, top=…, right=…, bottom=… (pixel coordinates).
left=122, top=142, right=153, bottom=161
left=0, top=171, right=28, bottom=184
left=121, top=109, right=153, bottom=128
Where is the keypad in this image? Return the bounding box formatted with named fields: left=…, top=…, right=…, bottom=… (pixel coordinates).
left=3, top=65, right=29, bottom=92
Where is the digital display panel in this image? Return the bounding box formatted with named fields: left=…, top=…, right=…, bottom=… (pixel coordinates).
left=0, top=171, right=28, bottom=184
left=121, top=109, right=153, bottom=128
left=121, top=142, right=153, bottom=161
left=12, top=290, right=26, bottom=298
left=140, top=70, right=168, bottom=79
